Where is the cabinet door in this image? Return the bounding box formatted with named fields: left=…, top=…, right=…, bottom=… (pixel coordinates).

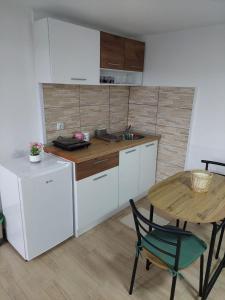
left=48, top=18, right=100, bottom=84
left=76, top=167, right=118, bottom=234
left=100, top=32, right=124, bottom=70
left=124, top=38, right=145, bottom=71
left=119, top=146, right=140, bottom=206
left=20, top=164, right=74, bottom=260
left=139, top=141, right=158, bottom=194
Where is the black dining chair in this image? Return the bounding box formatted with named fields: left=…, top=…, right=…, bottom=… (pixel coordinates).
left=129, top=199, right=207, bottom=300
left=201, top=159, right=225, bottom=259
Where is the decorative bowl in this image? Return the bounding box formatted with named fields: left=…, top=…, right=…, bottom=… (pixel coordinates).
left=191, top=170, right=213, bottom=193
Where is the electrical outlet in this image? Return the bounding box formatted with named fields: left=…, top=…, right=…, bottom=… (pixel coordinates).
left=56, top=122, right=64, bottom=130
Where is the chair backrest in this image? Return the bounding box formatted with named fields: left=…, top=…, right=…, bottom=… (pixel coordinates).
left=129, top=199, right=192, bottom=270
left=201, top=160, right=225, bottom=176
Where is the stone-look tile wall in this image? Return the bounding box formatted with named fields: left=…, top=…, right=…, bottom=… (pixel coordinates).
left=109, top=86, right=129, bottom=132
left=79, top=86, right=110, bottom=134
left=43, top=83, right=195, bottom=182
left=156, top=87, right=195, bottom=181
left=43, top=84, right=80, bottom=142
left=128, top=86, right=195, bottom=182
left=128, top=86, right=159, bottom=134
left=42, top=84, right=129, bottom=142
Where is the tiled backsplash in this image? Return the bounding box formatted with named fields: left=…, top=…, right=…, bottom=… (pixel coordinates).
left=42, top=84, right=195, bottom=181
left=43, top=84, right=80, bottom=141
left=128, top=86, right=195, bottom=181
left=109, top=86, right=129, bottom=132
left=156, top=87, right=195, bottom=181
left=42, top=84, right=129, bottom=142
left=128, top=86, right=159, bottom=134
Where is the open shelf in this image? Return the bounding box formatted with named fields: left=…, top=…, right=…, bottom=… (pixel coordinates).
left=100, top=68, right=143, bottom=85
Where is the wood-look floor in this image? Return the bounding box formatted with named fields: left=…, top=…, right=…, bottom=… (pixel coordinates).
left=0, top=198, right=225, bottom=300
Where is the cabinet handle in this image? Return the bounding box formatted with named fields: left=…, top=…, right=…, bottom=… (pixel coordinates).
left=125, top=149, right=136, bottom=154
left=145, top=143, right=154, bottom=147
left=108, top=63, right=120, bottom=66
left=94, top=159, right=108, bottom=165
left=93, top=174, right=107, bottom=181
left=71, top=77, right=87, bottom=81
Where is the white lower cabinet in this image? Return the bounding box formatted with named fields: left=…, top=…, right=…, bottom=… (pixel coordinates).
left=119, top=146, right=140, bottom=206
left=76, top=167, right=118, bottom=235
left=119, top=141, right=158, bottom=207
left=74, top=140, right=158, bottom=236
left=139, top=141, right=158, bottom=194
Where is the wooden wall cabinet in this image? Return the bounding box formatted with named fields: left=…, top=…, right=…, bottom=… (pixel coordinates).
left=124, top=38, right=145, bottom=72
left=100, top=32, right=145, bottom=72
left=100, top=32, right=124, bottom=70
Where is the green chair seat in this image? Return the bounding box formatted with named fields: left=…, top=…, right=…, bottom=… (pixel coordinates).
left=141, top=227, right=207, bottom=270
left=0, top=213, right=4, bottom=224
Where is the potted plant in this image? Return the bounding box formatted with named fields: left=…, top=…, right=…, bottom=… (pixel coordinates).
left=29, top=142, right=43, bottom=163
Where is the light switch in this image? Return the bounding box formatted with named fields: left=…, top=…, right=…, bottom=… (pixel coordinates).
left=56, top=122, right=64, bottom=130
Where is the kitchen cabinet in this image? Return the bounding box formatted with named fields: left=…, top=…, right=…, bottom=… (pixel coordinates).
left=34, top=18, right=100, bottom=84
left=100, top=31, right=145, bottom=72
left=75, top=167, right=118, bottom=235
left=100, top=32, right=124, bottom=70
left=139, top=141, right=158, bottom=194
left=124, top=38, right=145, bottom=71
left=119, top=146, right=140, bottom=206
left=119, top=142, right=158, bottom=207
left=45, top=139, right=158, bottom=236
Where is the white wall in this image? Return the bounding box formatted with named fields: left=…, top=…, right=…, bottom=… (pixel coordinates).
left=0, top=1, right=42, bottom=161
left=1, top=2, right=224, bottom=171
left=142, top=25, right=225, bottom=169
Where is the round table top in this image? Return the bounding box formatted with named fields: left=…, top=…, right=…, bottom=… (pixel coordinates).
left=148, top=171, right=225, bottom=224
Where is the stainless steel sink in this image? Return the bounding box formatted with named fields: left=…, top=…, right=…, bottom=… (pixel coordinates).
left=95, top=127, right=145, bottom=142
left=121, top=132, right=145, bottom=140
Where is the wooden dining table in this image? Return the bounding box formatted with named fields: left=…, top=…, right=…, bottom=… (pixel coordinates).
left=147, top=171, right=225, bottom=300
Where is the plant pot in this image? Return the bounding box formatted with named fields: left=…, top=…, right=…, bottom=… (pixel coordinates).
left=29, top=154, right=41, bottom=163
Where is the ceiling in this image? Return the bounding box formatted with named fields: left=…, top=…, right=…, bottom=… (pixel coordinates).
left=20, top=0, right=225, bottom=36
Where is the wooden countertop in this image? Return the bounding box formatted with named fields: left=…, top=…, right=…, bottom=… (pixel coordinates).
left=45, top=135, right=160, bottom=164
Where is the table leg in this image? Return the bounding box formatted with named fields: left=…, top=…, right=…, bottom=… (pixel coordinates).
left=203, top=253, right=225, bottom=299
left=202, top=223, right=218, bottom=300
left=215, top=225, right=225, bottom=259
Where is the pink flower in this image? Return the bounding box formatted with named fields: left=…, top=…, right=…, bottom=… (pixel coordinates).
left=29, top=142, right=43, bottom=155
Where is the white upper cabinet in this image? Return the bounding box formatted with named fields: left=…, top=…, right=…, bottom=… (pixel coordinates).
left=33, top=18, right=100, bottom=85
left=139, top=141, right=158, bottom=194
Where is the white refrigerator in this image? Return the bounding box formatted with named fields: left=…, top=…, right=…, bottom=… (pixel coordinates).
left=0, top=153, right=74, bottom=261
